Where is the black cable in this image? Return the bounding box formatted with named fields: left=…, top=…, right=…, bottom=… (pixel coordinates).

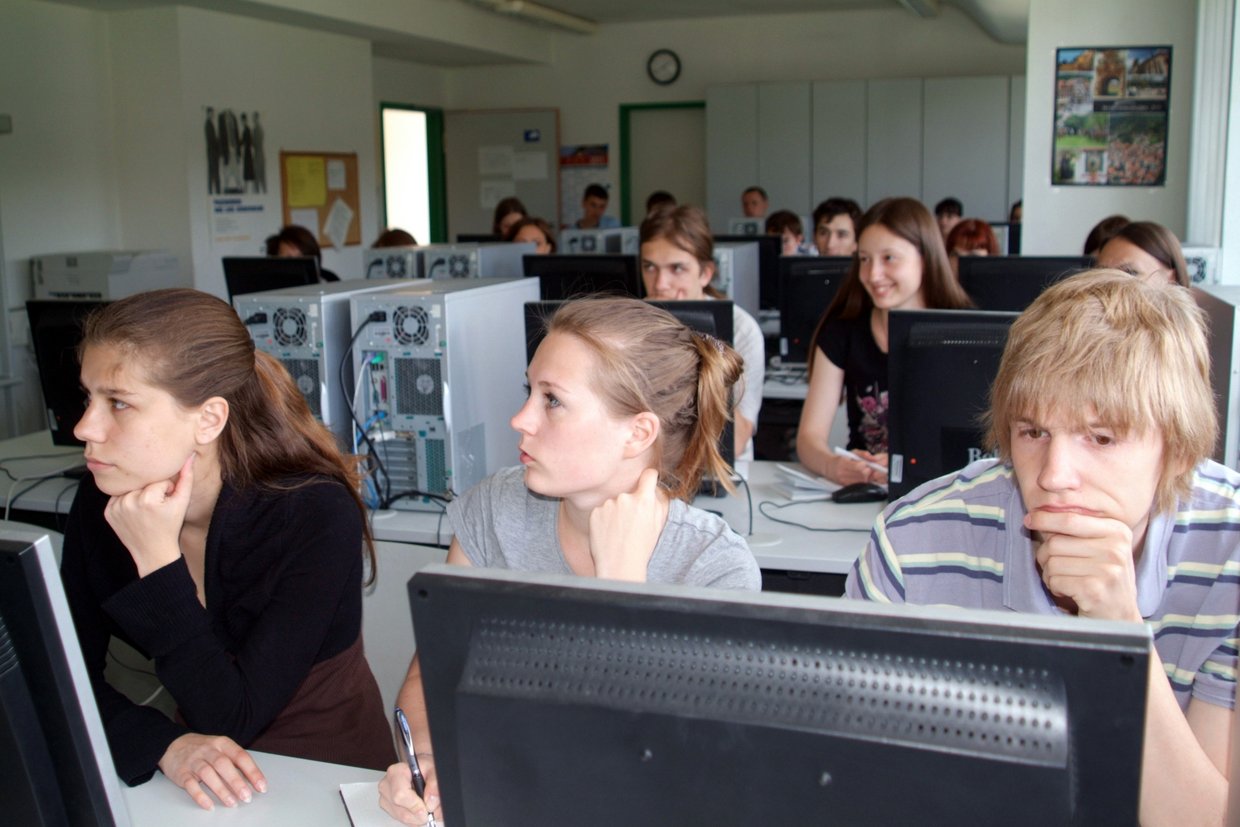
left=735, top=475, right=755, bottom=536
left=54, top=480, right=77, bottom=532
left=339, top=313, right=392, bottom=502
left=757, top=499, right=875, bottom=533
left=381, top=489, right=451, bottom=510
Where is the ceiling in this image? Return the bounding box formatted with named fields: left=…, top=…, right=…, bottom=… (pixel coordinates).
left=39, top=0, right=1029, bottom=66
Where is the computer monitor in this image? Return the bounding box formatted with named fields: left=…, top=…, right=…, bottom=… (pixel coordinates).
left=0, top=528, right=130, bottom=826
left=522, top=254, right=643, bottom=302
left=411, top=565, right=1148, bottom=826
left=222, top=256, right=320, bottom=302
left=523, top=299, right=735, bottom=469
left=456, top=233, right=501, bottom=244
left=957, top=256, right=1092, bottom=312
left=777, top=256, right=852, bottom=364
left=715, top=234, right=781, bottom=310
left=886, top=308, right=1019, bottom=500
left=26, top=300, right=108, bottom=447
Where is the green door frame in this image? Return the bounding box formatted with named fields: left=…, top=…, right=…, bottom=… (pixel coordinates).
left=618, top=100, right=705, bottom=226
left=379, top=102, right=448, bottom=243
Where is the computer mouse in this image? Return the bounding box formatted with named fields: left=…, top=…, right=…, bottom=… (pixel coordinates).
left=831, top=482, right=888, bottom=504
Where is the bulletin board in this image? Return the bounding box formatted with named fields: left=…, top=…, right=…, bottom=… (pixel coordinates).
left=279, top=150, right=362, bottom=247
left=443, top=109, right=560, bottom=237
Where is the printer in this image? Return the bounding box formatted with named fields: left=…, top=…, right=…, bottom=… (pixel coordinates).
left=31, top=250, right=180, bottom=300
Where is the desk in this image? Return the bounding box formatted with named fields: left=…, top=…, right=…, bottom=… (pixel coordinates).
left=121, top=750, right=383, bottom=826
left=0, top=433, right=878, bottom=577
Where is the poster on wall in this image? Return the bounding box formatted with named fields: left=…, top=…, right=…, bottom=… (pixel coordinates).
left=1052, top=47, right=1171, bottom=186
left=559, top=144, right=610, bottom=229
left=204, top=105, right=270, bottom=250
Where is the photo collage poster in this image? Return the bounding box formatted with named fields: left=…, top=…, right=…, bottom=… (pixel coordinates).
left=1052, top=47, right=1171, bottom=186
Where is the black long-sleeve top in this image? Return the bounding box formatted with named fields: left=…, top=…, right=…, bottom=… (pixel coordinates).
left=61, top=472, right=380, bottom=784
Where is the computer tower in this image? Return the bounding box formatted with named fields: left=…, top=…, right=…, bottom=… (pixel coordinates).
left=364, top=247, right=420, bottom=280
left=363, top=243, right=532, bottom=281
left=726, top=218, right=763, bottom=236
left=350, top=278, right=540, bottom=511
left=233, top=279, right=410, bottom=448
left=711, top=241, right=760, bottom=317
left=558, top=228, right=640, bottom=256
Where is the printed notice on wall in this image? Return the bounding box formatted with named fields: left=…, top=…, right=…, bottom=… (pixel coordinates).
left=1053, top=46, right=1171, bottom=186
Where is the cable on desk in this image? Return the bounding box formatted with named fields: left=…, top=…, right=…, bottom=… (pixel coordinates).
left=757, top=499, right=876, bottom=533
left=54, top=479, right=78, bottom=532
left=0, top=451, right=86, bottom=483
left=5, top=459, right=87, bottom=522
left=735, top=475, right=754, bottom=536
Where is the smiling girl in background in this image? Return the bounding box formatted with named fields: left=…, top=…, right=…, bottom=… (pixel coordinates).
left=61, top=289, right=390, bottom=810
left=796, top=197, right=973, bottom=485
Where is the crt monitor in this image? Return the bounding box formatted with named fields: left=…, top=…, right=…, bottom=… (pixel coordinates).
left=411, top=565, right=1149, bottom=826
left=715, top=233, right=781, bottom=310
left=957, top=256, right=1092, bottom=312
left=522, top=254, right=643, bottom=302
left=26, top=300, right=108, bottom=447
left=522, top=299, right=735, bottom=468
left=222, top=256, right=320, bottom=303
left=777, top=256, right=852, bottom=364
left=0, top=528, right=131, bottom=826
left=886, top=308, right=1019, bottom=500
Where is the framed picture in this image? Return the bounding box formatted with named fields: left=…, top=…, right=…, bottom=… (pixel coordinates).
left=1052, top=46, right=1171, bottom=186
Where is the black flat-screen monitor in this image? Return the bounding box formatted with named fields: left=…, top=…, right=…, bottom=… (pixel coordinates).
left=222, top=256, right=320, bottom=302
left=26, top=300, right=107, bottom=447
left=522, top=254, right=642, bottom=302
left=957, top=256, right=1092, bottom=312
left=715, top=234, right=781, bottom=310
left=0, top=529, right=130, bottom=825
left=411, top=565, right=1149, bottom=827
left=777, top=256, right=852, bottom=364
left=523, top=300, right=735, bottom=469
left=886, top=308, right=1019, bottom=500
left=456, top=233, right=500, bottom=244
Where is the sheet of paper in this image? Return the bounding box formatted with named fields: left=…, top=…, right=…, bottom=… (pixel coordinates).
left=324, top=197, right=354, bottom=250
left=339, top=782, right=393, bottom=827
left=512, top=150, right=548, bottom=181
left=285, top=156, right=327, bottom=207
left=327, top=158, right=347, bottom=190
left=290, top=208, right=320, bottom=237
left=478, top=145, right=514, bottom=177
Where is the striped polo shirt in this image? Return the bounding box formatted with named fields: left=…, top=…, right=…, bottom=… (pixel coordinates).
left=845, top=458, right=1240, bottom=712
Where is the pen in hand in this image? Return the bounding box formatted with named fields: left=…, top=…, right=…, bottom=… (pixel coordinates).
left=394, top=707, right=437, bottom=826
left=832, top=446, right=888, bottom=476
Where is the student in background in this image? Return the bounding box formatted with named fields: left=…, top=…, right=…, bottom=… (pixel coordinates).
left=934, top=197, right=963, bottom=238
left=640, top=204, right=765, bottom=463
left=765, top=209, right=815, bottom=256
left=741, top=186, right=769, bottom=219
left=372, top=228, right=417, bottom=248
left=61, top=289, right=391, bottom=809
left=1007, top=200, right=1023, bottom=254
left=1083, top=214, right=1130, bottom=256
left=811, top=197, right=863, bottom=257
left=575, top=183, right=619, bottom=229
left=491, top=197, right=527, bottom=237
left=645, top=189, right=677, bottom=216
left=944, top=219, right=1001, bottom=276
left=796, top=197, right=972, bottom=485
left=266, top=224, right=338, bottom=281
left=504, top=216, right=557, bottom=254
left=847, top=270, right=1236, bottom=826
left=377, top=297, right=761, bottom=825
left=1096, top=221, right=1190, bottom=286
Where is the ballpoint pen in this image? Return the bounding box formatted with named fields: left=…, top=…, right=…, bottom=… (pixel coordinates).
left=832, top=446, right=888, bottom=475
left=394, top=707, right=438, bottom=827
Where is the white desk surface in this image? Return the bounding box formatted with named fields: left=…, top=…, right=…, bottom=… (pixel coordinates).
left=0, top=432, right=878, bottom=575
left=121, top=750, right=383, bottom=826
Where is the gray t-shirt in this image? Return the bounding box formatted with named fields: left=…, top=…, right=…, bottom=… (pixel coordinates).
left=447, top=465, right=761, bottom=590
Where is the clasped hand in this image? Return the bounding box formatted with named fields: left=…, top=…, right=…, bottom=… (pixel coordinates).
left=103, top=453, right=195, bottom=577
left=1026, top=508, right=1142, bottom=622
left=588, top=467, right=668, bottom=582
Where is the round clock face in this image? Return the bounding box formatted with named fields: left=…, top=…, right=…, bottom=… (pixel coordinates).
left=647, top=49, right=681, bottom=85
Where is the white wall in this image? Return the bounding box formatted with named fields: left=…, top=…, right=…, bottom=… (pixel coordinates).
left=1021, top=0, right=1196, bottom=255
left=436, top=5, right=1026, bottom=207
left=0, top=0, right=122, bottom=436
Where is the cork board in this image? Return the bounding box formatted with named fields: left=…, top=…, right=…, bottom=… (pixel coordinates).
left=279, top=150, right=362, bottom=247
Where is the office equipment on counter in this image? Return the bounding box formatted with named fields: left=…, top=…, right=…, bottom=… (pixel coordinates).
left=223, top=256, right=320, bottom=301
left=32, top=250, right=179, bottom=300
left=522, top=254, right=642, bottom=302
left=777, top=256, right=851, bottom=364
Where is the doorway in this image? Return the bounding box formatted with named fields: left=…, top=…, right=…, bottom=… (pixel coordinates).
left=620, top=102, right=705, bottom=225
